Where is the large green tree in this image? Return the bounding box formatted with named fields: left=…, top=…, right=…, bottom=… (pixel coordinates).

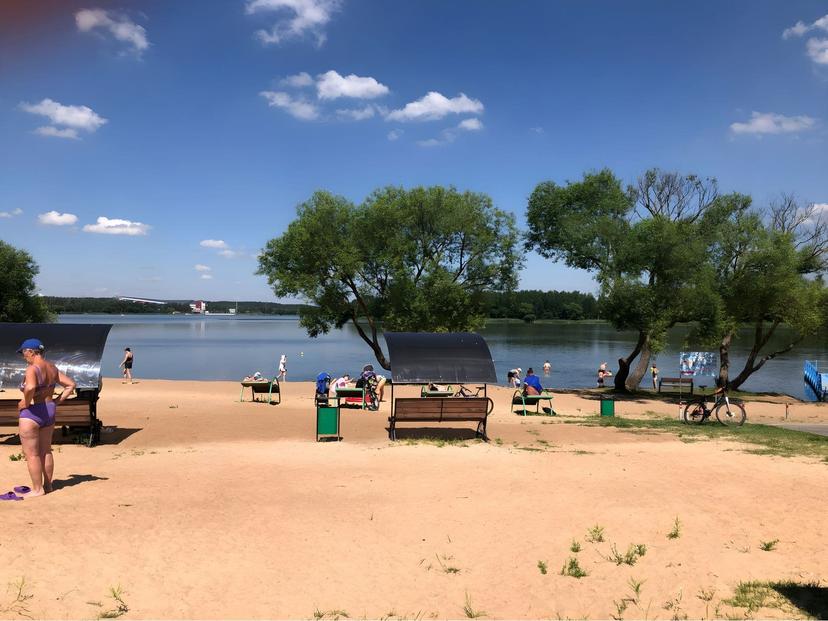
left=703, top=196, right=828, bottom=389
left=526, top=168, right=724, bottom=391
left=257, top=186, right=521, bottom=369
left=0, top=240, right=50, bottom=322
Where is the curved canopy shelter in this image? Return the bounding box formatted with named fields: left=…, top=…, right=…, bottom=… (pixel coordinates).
left=384, top=332, right=498, bottom=385
left=0, top=323, right=113, bottom=391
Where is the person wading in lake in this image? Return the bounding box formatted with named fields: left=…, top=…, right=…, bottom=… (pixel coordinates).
left=119, top=347, right=134, bottom=384
left=597, top=362, right=612, bottom=388
left=278, top=354, right=287, bottom=382
left=8, top=339, right=75, bottom=499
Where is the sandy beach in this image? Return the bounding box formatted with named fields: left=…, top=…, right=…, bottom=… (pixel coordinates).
left=1, top=379, right=826, bottom=619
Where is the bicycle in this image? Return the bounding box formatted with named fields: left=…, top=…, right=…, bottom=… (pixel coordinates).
left=453, top=385, right=485, bottom=398
left=682, top=388, right=746, bottom=426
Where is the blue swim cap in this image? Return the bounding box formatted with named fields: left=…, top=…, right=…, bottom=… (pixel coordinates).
left=16, top=338, right=44, bottom=353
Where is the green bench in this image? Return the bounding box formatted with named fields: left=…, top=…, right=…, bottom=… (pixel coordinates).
left=239, top=379, right=281, bottom=405
left=335, top=386, right=367, bottom=409
left=420, top=385, right=455, bottom=398
left=512, top=389, right=555, bottom=416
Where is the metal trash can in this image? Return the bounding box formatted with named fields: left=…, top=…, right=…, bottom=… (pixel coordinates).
left=600, top=397, right=615, bottom=417
left=316, top=405, right=341, bottom=441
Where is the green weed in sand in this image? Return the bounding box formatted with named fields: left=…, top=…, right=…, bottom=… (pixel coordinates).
left=537, top=560, right=548, bottom=575
left=586, top=525, right=605, bottom=543
left=560, top=557, right=588, bottom=578
left=8, top=452, right=24, bottom=462
left=605, top=543, right=647, bottom=566
left=667, top=517, right=682, bottom=539
left=759, top=538, right=779, bottom=551
left=720, top=580, right=828, bottom=616
left=313, top=608, right=349, bottom=620
left=462, top=592, right=486, bottom=618
left=95, top=585, right=129, bottom=619
left=570, top=540, right=582, bottom=553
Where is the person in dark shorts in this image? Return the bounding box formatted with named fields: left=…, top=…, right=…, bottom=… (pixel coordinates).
left=120, top=347, right=134, bottom=384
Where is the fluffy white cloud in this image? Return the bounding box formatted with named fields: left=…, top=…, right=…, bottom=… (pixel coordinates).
left=336, top=105, right=376, bottom=120
left=280, top=72, right=314, bottom=87
left=0, top=208, right=23, bottom=219
left=83, top=217, right=150, bottom=236
left=38, top=211, right=78, bottom=226
left=782, top=14, right=828, bottom=38
left=387, top=129, right=403, bottom=141
left=806, top=38, right=828, bottom=64
left=457, top=118, right=483, bottom=131
left=194, top=264, right=212, bottom=272
left=246, top=0, right=340, bottom=46
left=730, top=111, right=817, bottom=135
left=200, top=274, right=213, bottom=280
left=260, top=91, right=319, bottom=120
left=387, top=92, right=484, bottom=122
left=75, top=8, right=149, bottom=55
left=35, top=126, right=80, bottom=140
left=219, top=249, right=240, bottom=258
left=200, top=239, right=228, bottom=249
left=20, top=99, right=107, bottom=136
left=316, top=70, right=389, bottom=100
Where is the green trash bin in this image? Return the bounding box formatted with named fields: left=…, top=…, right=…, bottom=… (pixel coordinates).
left=316, top=405, right=341, bottom=441
left=600, top=397, right=615, bottom=417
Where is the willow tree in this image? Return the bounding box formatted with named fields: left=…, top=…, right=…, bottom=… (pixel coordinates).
left=257, top=186, right=521, bottom=369
left=0, top=240, right=50, bottom=323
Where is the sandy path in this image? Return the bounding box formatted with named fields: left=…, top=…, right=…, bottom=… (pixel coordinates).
left=0, top=380, right=825, bottom=619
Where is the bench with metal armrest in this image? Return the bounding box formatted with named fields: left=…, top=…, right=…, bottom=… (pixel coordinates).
left=511, top=389, right=555, bottom=416
left=388, top=397, right=493, bottom=441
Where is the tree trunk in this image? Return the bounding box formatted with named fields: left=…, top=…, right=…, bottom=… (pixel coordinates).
left=718, top=332, right=733, bottom=388
left=614, top=330, right=647, bottom=392
left=349, top=316, right=390, bottom=370
left=626, top=335, right=652, bottom=391
left=727, top=320, right=801, bottom=391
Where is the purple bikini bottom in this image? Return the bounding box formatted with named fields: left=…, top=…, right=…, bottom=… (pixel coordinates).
left=19, top=401, right=56, bottom=427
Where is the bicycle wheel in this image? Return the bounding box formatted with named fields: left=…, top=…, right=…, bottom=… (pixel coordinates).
left=715, top=400, right=746, bottom=426
left=683, top=400, right=708, bottom=424
left=366, top=391, right=379, bottom=411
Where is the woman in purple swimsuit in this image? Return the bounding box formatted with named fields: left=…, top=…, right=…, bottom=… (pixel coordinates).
left=16, top=338, right=75, bottom=498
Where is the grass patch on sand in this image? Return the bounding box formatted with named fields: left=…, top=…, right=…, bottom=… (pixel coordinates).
left=565, top=414, right=828, bottom=461
left=399, top=437, right=475, bottom=448
left=723, top=580, right=828, bottom=618
left=1, top=577, right=33, bottom=618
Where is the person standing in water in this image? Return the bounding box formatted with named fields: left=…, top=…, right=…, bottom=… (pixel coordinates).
left=119, top=347, right=134, bottom=384
left=543, top=360, right=551, bottom=375
left=278, top=354, right=287, bottom=382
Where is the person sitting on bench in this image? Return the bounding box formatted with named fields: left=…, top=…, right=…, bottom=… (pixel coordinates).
left=523, top=368, right=544, bottom=396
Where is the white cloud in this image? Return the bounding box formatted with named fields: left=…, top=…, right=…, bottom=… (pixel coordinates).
left=20, top=99, right=107, bottom=137
left=75, top=8, right=149, bottom=55
left=316, top=70, right=389, bottom=100
left=260, top=90, right=319, bottom=120
left=83, top=217, right=150, bottom=236
left=730, top=111, right=817, bottom=135
left=782, top=14, right=828, bottom=38
left=34, top=126, right=80, bottom=140
left=38, top=211, right=78, bottom=226
left=200, top=274, right=213, bottom=280
left=417, top=130, right=456, bottom=148
left=457, top=118, right=483, bottom=131
left=219, top=249, right=240, bottom=258
left=806, top=38, right=828, bottom=64
left=387, top=91, right=484, bottom=122
left=0, top=208, right=23, bottom=219
left=280, top=72, right=314, bottom=87
left=200, top=239, right=228, bottom=249
left=194, top=264, right=212, bottom=272
left=336, top=105, right=376, bottom=120
left=530, top=126, right=544, bottom=134
left=246, top=0, right=340, bottom=47
left=387, top=129, right=403, bottom=141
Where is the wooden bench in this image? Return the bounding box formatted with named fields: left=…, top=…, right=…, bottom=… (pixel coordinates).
left=388, top=397, right=493, bottom=441
left=0, top=391, right=102, bottom=446
left=512, top=389, right=555, bottom=416
left=335, top=386, right=367, bottom=409
left=658, top=377, right=693, bottom=394
left=239, top=379, right=281, bottom=405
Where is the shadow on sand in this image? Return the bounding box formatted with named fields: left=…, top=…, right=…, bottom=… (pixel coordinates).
left=0, top=426, right=142, bottom=446
left=388, top=427, right=483, bottom=442
left=51, top=473, right=109, bottom=492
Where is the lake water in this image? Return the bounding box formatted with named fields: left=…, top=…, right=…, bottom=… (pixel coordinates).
left=57, top=314, right=826, bottom=398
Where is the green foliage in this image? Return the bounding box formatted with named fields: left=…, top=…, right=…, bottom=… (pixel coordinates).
left=585, top=525, right=605, bottom=543
left=482, top=289, right=598, bottom=320
left=41, top=297, right=305, bottom=315
left=537, top=560, right=548, bottom=575
left=258, top=186, right=521, bottom=368
left=0, top=240, right=50, bottom=322
left=560, top=556, right=588, bottom=578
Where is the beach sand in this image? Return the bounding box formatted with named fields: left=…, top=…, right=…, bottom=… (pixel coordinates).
left=1, top=380, right=826, bottom=619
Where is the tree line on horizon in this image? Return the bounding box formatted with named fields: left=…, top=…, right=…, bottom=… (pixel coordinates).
left=4, top=168, right=827, bottom=392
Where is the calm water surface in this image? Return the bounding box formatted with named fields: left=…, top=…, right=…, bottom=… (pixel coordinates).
left=58, top=314, right=827, bottom=398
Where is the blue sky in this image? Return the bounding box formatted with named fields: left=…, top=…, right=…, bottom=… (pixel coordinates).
left=1, top=1, right=827, bottom=301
